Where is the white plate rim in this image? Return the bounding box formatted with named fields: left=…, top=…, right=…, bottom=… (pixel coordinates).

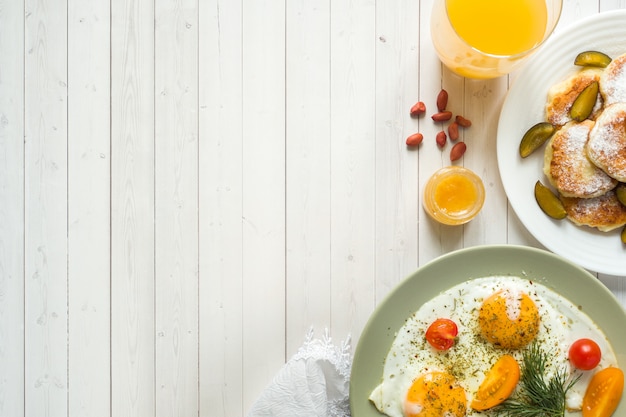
left=497, top=10, right=626, bottom=276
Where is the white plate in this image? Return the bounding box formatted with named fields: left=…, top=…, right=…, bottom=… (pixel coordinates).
left=497, top=10, right=626, bottom=276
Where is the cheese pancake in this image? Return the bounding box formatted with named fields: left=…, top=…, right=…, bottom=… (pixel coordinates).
left=587, top=102, right=626, bottom=182
left=599, top=52, right=626, bottom=106
left=560, top=190, right=626, bottom=232
left=544, top=120, right=617, bottom=198
left=545, top=68, right=604, bottom=127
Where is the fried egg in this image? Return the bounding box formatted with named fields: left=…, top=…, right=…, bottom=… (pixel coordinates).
left=369, top=276, right=618, bottom=417
left=478, top=289, right=540, bottom=349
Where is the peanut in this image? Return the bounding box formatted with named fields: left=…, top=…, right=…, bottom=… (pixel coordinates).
left=448, top=121, right=459, bottom=141
left=456, top=115, right=472, bottom=127
left=406, top=132, right=424, bottom=146
left=431, top=111, right=453, bottom=122
left=450, top=142, right=467, bottom=161
left=436, top=89, right=448, bottom=112
left=410, top=101, right=426, bottom=117
left=436, top=131, right=447, bottom=148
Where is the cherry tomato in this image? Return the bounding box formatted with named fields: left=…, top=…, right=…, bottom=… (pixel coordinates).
left=582, top=367, right=624, bottom=417
left=425, top=318, right=458, bottom=350
left=471, top=355, right=520, bottom=411
left=569, top=338, right=602, bottom=370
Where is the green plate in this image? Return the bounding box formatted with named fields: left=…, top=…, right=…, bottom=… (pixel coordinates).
left=350, top=244, right=626, bottom=416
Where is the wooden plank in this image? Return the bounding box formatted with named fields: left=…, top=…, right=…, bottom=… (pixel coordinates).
left=0, top=0, right=25, bottom=415
left=329, top=0, right=376, bottom=344
left=198, top=1, right=244, bottom=415
left=241, top=0, right=286, bottom=410
left=461, top=76, right=509, bottom=247
left=67, top=1, right=112, bottom=416
left=24, top=0, right=68, bottom=415
left=110, top=0, right=156, bottom=415
left=601, top=1, right=626, bottom=12
left=285, top=0, right=332, bottom=356
left=374, top=0, right=421, bottom=299
left=417, top=0, right=462, bottom=264
left=558, top=0, right=599, bottom=30
left=154, top=0, right=199, bottom=416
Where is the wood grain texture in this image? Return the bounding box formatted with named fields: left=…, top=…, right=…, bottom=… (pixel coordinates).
left=110, top=0, right=155, bottom=415
left=285, top=0, right=332, bottom=357
left=0, top=0, right=25, bottom=416
left=154, top=0, right=199, bottom=415
left=241, top=0, right=287, bottom=409
left=24, top=0, right=68, bottom=415
left=601, top=0, right=626, bottom=11
left=67, top=1, right=112, bottom=416
left=329, top=0, right=376, bottom=346
left=0, top=2, right=625, bottom=417
left=199, top=0, right=245, bottom=416
left=374, top=0, right=421, bottom=300
left=460, top=77, right=509, bottom=247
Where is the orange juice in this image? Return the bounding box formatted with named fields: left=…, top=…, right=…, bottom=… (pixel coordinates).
left=430, top=0, right=561, bottom=78
left=446, top=0, right=547, bottom=56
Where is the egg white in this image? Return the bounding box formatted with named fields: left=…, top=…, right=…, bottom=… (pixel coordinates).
left=369, top=276, right=617, bottom=417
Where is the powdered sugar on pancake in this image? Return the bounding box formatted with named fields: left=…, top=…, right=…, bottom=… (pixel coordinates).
left=560, top=190, right=626, bottom=232
left=587, top=102, right=626, bottom=182
left=600, top=53, right=626, bottom=106
left=545, top=120, right=617, bottom=198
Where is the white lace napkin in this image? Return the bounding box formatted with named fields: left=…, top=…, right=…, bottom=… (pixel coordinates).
left=247, top=328, right=352, bottom=417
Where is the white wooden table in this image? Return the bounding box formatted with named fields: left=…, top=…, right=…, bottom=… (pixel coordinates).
left=0, top=1, right=625, bottom=416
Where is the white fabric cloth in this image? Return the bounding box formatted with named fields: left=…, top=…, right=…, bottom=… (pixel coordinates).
left=247, top=328, right=352, bottom=417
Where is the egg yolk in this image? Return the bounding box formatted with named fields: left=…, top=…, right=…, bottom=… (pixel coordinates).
left=404, top=371, right=467, bottom=417
left=478, top=289, right=540, bottom=349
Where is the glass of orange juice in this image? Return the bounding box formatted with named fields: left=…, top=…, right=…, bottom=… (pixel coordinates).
left=430, top=0, right=562, bottom=79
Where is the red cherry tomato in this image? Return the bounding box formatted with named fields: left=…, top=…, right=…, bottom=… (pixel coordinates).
left=425, top=318, right=458, bottom=350
left=569, top=338, right=602, bottom=370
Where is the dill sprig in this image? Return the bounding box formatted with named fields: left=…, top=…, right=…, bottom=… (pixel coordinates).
left=495, top=342, right=581, bottom=417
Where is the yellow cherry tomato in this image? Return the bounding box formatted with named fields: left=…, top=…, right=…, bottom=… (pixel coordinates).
left=582, top=367, right=624, bottom=417
left=471, top=355, right=520, bottom=411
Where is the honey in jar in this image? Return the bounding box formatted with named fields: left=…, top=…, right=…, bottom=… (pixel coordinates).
left=423, top=166, right=485, bottom=225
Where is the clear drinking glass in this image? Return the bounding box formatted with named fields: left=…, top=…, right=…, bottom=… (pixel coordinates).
left=430, top=0, right=562, bottom=79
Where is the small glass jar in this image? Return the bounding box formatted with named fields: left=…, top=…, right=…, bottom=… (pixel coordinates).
left=423, top=166, right=485, bottom=225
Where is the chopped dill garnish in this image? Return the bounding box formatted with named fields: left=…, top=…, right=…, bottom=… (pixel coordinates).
left=495, top=342, right=580, bottom=417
